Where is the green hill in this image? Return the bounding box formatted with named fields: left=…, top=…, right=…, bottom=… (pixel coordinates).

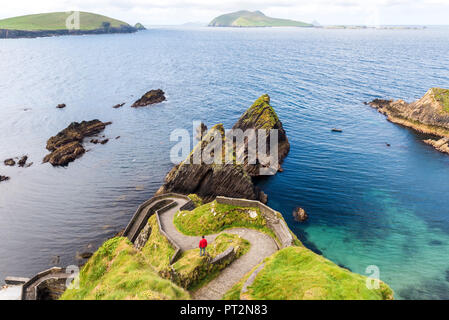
left=0, top=11, right=131, bottom=31
left=209, top=10, right=312, bottom=27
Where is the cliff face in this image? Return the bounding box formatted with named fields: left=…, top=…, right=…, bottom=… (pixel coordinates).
left=369, top=88, right=449, bottom=154
left=156, top=124, right=263, bottom=202
left=233, top=94, right=290, bottom=176
left=0, top=25, right=138, bottom=39
left=156, top=94, right=289, bottom=203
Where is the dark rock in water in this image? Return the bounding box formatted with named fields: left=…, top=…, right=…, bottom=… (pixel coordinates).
left=100, top=139, right=109, bottom=145
left=131, top=89, right=166, bottom=108
left=386, top=143, right=391, bottom=147
left=43, top=120, right=111, bottom=166
left=56, top=104, right=66, bottom=109
left=156, top=94, right=289, bottom=204
left=293, top=207, right=308, bottom=222
left=331, top=128, right=343, bottom=133
left=115, top=136, right=121, bottom=140
left=338, top=264, right=352, bottom=272
left=4, top=158, right=15, bottom=166
left=195, top=122, right=208, bottom=141
left=0, top=175, right=10, bottom=182
left=232, top=94, right=290, bottom=177
left=90, top=138, right=109, bottom=145
left=18, top=156, right=28, bottom=167
left=112, top=103, right=125, bottom=109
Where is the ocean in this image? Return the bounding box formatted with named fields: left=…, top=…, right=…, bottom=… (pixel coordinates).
left=1, top=26, right=449, bottom=299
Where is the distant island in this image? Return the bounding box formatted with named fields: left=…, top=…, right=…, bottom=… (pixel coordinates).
left=0, top=11, right=146, bottom=39
left=208, top=10, right=312, bottom=28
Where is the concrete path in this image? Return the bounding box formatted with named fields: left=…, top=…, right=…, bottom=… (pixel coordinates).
left=157, top=203, right=278, bottom=300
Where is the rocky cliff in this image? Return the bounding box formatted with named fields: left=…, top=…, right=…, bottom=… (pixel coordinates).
left=369, top=88, right=449, bottom=154
left=156, top=94, right=289, bottom=202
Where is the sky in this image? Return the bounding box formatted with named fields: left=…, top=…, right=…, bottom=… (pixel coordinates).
left=0, top=0, right=448, bottom=26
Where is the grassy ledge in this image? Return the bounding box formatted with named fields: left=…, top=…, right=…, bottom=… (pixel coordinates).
left=224, top=246, right=394, bottom=300
left=173, top=200, right=278, bottom=242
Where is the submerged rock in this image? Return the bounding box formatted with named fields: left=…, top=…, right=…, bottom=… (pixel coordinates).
left=131, top=89, right=166, bottom=108
left=4, top=158, right=15, bottom=166
left=56, top=104, right=66, bottom=109
left=293, top=207, right=308, bottom=222
left=369, top=88, right=449, bottom=155
left=43, top=120, right=111, bottom=166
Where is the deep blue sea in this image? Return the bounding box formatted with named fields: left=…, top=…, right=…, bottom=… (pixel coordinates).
left=1, top=27, right=449, bottom=299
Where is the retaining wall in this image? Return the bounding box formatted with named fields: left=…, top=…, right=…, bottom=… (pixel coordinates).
left=216, top=196, right=294, bottom=248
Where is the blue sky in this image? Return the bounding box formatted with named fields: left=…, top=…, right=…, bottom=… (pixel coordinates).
left=1, top=0, right=448, bottom=25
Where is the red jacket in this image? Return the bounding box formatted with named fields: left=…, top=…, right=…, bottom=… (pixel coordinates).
left=199, top=238, right=208, bottom=248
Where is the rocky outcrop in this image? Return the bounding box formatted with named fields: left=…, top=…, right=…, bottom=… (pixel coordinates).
left=156, top=94, right=290, bottom=203
left=369, top=88, right=449, bottom=154
left=157, top=124, right=263, bottom=202
left=293, top=207, right=308, bottom=222
left=232, top=94, right=290, bottom=176
left=0, top=175, right=10, bottom=182
left=4, top=158, right=15, bottom=166
left=43, top=120, right=111, bottom=166
left=18, top=156, right=28, bottom=167
left=56, top=104, right=66, bottom=109
left=112, top=103, right=125, bottom=109
left=134, top=23, right=146, bottom=30
left=131, top=89, right=166, bottom=108
left=0, top=25, right=139, bottom=39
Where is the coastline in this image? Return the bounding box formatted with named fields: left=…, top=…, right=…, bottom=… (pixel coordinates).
left=0, top=25, right=140, bottom=39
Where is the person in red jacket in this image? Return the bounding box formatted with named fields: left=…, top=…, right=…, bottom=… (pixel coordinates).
left=199, top=236, right=207, bottom=256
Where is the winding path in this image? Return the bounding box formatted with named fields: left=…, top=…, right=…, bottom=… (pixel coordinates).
left=124, top=194, right=279, bottom=300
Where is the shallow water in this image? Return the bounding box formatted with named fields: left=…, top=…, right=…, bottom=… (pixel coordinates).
left=1, top=27, right=449, bottom=299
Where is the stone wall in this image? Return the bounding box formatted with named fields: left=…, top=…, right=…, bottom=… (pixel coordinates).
left=216, top=196, right=294, bottom=248
left=35, top=277, right=67, bottom=300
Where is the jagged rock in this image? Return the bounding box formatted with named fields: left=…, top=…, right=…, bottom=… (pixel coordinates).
left=79, top=252, right=93, bottom=259
left=156, top=94, right=289, bottom=203
left=56, top=104, right=66, bottom=109
left=18, top=156, right=28, bottom=167
left=232, top=94, right=290, bottom=176
left=293, top=207, right=308, bottom=222
left=369, top=88, right=449, bottom=155
left=43, top=120, right=111, bottom=166
left=4, top=158, right=15, bottom=166
left=112, top=103, right=125, bottom=109
left=131, top=89, right=166, bottom=108
left=90, top=138, right=109, bottom=145
left=157, top=124, right=265, bottom=202
left=0, top=175, right=10, bottom=182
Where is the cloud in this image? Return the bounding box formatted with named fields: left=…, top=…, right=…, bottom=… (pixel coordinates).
left=1, top=0, right=448, bottom=25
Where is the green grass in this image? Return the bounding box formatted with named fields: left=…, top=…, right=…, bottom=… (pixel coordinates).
left=188, top=194, right=204, bottom=207
left=0, top=12, right=130, bottom=31
left=241, top=94, right=280, bottom=129
left=60, top=237, right=189, bottom=300
left=224, top=246, right=394, bottom=300
left=432, top=88, right=449, bottom=113
left=173, top=200, right=278, bottom=242
left=209, top=10, right=312, bottom=27
left=172, top=233, right=250, bottom=290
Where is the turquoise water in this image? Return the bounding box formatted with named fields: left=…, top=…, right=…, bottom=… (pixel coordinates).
left=1, top=27, right=449, bottom=299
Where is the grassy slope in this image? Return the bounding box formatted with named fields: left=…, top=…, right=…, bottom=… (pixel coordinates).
left=432, top=88, right=449, bottom=113
left=61, top=216, right=250, bottom=299
left=210, top=10, right=312, bottom=27
left=0, top=12, right=129, bottom=31
left=174, top=200, right=278, bottom=242
left=224, top=246, right=394, bottom=300
left=60, top=237, right=189, bottom=300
